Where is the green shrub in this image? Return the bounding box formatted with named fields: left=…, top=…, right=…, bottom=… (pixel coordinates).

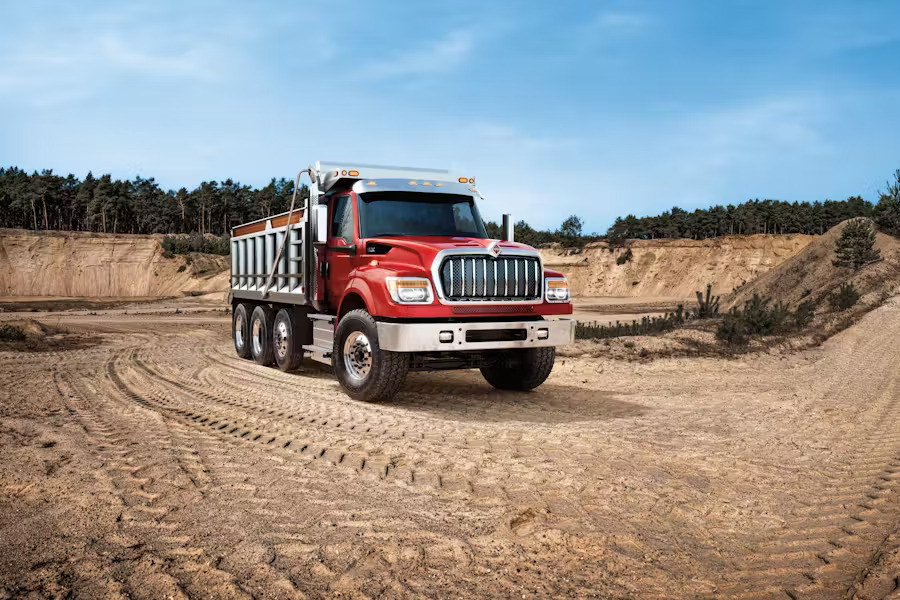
left=829, top=282, right=860, bottom=311
left=693, top=284, right=720, bottom=318
left=0, top=324, right=26, bottom=342
left=716, top=309, right=749, bottom=346
left=161, top=232, right=230, bottom=256
left=793, top=299, right=816, bottom=328
left=576, top=307, right=684, bottom=340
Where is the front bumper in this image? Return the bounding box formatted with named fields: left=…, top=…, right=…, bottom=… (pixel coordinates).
left=376, top=318, right=575, bottom=352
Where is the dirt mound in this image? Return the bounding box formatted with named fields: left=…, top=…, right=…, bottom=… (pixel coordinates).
left=0, top=229, right=229, bottom=298
left=727, top=221, right=900, bottom=309
left=541, top=234, right=812, bottom=298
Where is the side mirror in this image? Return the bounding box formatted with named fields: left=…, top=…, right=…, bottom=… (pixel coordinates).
left=312, top=204, right=328, bottom=245
left=502, top=213, right=514, bottom=242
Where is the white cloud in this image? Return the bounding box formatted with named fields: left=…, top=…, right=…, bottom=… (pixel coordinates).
left=589, top=11, right=649, bottom=33
left=361, top=29, right=475, bottom=80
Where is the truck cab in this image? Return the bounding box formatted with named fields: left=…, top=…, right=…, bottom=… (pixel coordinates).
left=230, top=162, right=574, bottom=401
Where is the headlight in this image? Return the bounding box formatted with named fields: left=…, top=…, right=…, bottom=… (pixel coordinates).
left=545, top=277, right=570, bottom=303
left=386, top=277, right=434, bottom=304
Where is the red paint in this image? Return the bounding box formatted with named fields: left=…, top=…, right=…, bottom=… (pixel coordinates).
left=323, top=193, right=573, bottom=321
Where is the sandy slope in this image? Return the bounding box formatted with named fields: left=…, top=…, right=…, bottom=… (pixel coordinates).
left=0, top=229, right=229, bottom=298
left=728, top=221, right=900, bottom=309
left=541, top=234, right=812, bottom=298
left=0, top=299, right=897, bottom=598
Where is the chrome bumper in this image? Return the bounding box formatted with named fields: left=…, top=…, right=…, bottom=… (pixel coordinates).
left=376, top=319, right=575, bottom=352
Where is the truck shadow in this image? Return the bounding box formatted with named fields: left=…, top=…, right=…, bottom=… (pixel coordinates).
left=385, top=370, right=648, bottom=424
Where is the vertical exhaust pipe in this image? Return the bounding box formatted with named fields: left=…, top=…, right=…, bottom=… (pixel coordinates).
left=502, top=214, right=514, bottom=242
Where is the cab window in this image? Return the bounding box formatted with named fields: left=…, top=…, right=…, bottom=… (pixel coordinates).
left=331, top=195, right=354, bottom=244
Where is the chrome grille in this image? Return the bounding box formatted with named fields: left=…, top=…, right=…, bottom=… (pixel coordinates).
left=439, top=255, right=541, bottom=301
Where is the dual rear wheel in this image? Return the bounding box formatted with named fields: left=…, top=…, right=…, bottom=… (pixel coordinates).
left=232, top=303, right=302, bottom=372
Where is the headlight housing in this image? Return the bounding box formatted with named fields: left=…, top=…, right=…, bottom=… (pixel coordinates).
left=545, top=277, right=570, bottom=303
left=386, top=277, right=434, bottom=304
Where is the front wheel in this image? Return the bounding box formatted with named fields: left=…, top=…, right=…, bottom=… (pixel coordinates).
left=332, top=309, right=408, bottom=401
left=480, top=347, right=556, bottom=391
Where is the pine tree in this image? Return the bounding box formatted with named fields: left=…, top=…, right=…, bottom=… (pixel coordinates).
left=833, top=218, right=881, bottom=271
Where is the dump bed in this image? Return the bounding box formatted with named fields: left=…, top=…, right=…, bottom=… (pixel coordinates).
left=230, top=209, right=311, bottom=305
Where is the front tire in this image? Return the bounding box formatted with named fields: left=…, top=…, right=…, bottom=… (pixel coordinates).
left=272, top=308, right=304, bottom=372
left=332, top=309, right=408, bottom=401
left=480, top=347, right=556, bottom=391
left=250, top=305, right=275, bottom=366
left=233, top=303, right=252, bottom=359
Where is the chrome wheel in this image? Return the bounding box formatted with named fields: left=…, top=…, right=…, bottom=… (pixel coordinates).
left=235, top=316, right=244, bottom=349
left=274, top=319, right=289, bottom=359
left=342, top=331, right=372, bottom=381
left=252, top=318, right=262, bottom=357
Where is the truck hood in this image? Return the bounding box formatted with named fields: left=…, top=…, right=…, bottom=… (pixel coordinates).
left=365, top=236, right=536, bottom=255
left=363, top=236, right=541, bottom=274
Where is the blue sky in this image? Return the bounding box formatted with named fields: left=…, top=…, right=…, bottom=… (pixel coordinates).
left=1, top=1, right=899, bottom=232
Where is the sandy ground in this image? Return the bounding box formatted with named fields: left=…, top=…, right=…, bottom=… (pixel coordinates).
left=1, top=301, right=899, bottom=599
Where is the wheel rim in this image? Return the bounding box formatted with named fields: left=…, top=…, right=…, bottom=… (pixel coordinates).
left=235, top=315, right=244, bottom=349
left=274, top=320, right=289, bottom=359
left=342, top=331, right=372, bottom=381
left=252, top=318, right=262, bottom=356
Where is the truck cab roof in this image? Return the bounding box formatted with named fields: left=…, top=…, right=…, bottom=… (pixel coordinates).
left=317, top=162, right=475, bottom=195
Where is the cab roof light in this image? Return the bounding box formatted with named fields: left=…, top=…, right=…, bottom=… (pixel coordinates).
left=342, top=170, right=347, bottom=175
left=423, top=181, right=432, bottom=186
left=348, top=170, right=359, bottom=176
left=468, top=178, right=475, bottom=184
left=409, top=180, right=417, bottom=185
left=458, top=177, right=468, bottom=183
left=366, top=181, right=377, bottom=186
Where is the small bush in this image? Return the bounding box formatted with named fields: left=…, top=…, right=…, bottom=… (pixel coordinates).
left=177, top=264, right=187, bottom=273
left=0, top=324, right=27, bottom=341
left=576, top=306, right=685, bottom=340
left=716, top=310, right=749, bottom=346
left=693, top=284, right=720, bottom=319
left=794, top=299, right=816, bottom=328
left=616, top=248, right=633, bottom=265
left=161, top=232, right=230, bottom=256
left=829, top=282, right=860, bottom=311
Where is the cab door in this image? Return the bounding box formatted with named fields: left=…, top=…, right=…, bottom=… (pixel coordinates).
left=325, top=193, right=357, bottom=309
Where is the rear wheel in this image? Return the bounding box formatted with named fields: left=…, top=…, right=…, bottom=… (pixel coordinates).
left=250, top=305, right=275, bottom=366
left=272, top=308, right=304, bottom=372
left=333, top=309, right=408, bottom=401
left=480, top=347, right=556, bottom=391
left=233, top=303, right=252, bottom=359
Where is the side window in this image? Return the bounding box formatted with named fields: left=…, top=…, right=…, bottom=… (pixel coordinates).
left=331, top=195, right=354, bottom=244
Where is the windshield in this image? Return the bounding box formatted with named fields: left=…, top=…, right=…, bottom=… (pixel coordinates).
left=357, top=191, right=488, bottom=239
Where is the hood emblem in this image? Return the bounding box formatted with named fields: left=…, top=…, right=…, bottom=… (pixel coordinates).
left=488, top=241, right=502, bottom=257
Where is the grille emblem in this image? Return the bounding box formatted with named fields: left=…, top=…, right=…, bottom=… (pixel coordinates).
left=488, top=241, right=502, bottom=257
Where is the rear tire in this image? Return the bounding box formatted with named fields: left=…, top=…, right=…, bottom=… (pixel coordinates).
left=272, top=308, right=304, bottom=372
left=233, top=303, right=252, bottom=360
left=480, top=347, right=556, bottom=391
left=332, top=309, right=408, bottom=401
left=250, top=305, right=275, bottom=366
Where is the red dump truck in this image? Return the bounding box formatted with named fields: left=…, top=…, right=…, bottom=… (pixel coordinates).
left=229, top=162, right=574, bottom=401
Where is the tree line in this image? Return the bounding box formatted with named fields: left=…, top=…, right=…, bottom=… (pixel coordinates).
left=2, top=165, right=898, bottom=244
left=0, top=167, right=308, bottom=235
